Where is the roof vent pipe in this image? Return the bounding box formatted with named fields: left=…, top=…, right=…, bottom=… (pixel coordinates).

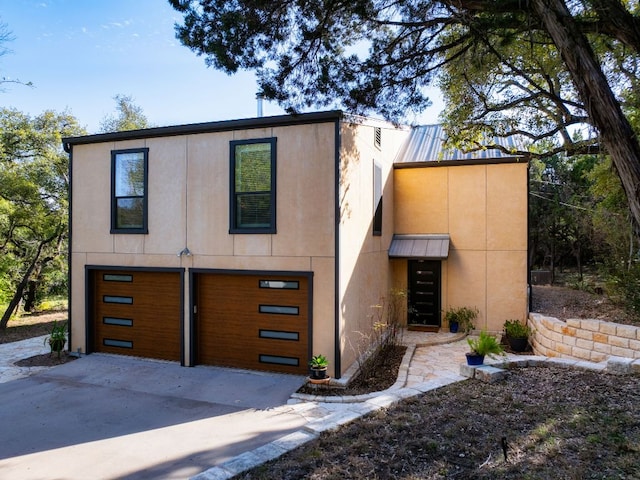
left=256, top=92, right=264, bottom=117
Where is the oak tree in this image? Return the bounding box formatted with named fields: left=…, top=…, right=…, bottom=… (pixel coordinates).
left=0, top=109, right=85, bottom=328
left=170, top=0, right=640, bottom=237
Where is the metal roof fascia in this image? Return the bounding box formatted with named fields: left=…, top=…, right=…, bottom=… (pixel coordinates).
left=62, top=110, right=344, bottom=150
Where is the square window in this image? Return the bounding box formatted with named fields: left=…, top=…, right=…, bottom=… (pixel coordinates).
left=230, top=138, right=276, bottom=233
left=111, top=148, right=148, bottom=233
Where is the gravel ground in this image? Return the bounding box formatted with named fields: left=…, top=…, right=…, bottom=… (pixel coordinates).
left=233, top=286, right=640, bottom=479
left=236, top=366, right=640, bottom=480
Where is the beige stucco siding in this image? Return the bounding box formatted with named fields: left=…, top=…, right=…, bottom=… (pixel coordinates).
left=449, top=165, right=487, bottom=249
left=71, top=143, right=115, bottom=254
left=185, top=131, right=234, bottom=256
left=487, top=164, right=528, bottom=250
left=70, top=121, right=338, bottom=370
left=337, top=122, right=409, bottom=372
left=393, top=161, right=528, bottom=331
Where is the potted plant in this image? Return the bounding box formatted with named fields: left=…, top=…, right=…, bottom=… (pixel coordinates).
left=309, top=354, right=329, bottom=380
left=44, top=320, right=67, bottom=359
left=466, top=330, right=504, bottom=365
left=503, top=319, right=531, bottom=352
left=443, top=306, right=478, bottom=333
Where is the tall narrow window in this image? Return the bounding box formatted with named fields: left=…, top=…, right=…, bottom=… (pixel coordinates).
left=111, top=148, right=148, bottom=233
left=230, top=138, right=276, bottom=233
left=373, top=163, right=383, bottom=235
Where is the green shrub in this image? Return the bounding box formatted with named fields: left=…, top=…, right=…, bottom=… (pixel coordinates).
left=503, top=319, right=531, bottom=339
left=603, top=261, right=640, bottom=318
left=309, top=354, right=328, bottom=368
left=443, top=306, right=478, bottom=333
left=467, top=331, right=505, bottom=358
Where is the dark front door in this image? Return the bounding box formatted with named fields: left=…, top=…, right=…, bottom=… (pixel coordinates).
left=408, top=260, right=441, bottom=330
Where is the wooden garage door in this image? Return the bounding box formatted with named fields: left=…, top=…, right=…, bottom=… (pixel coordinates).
left=196, top=273, right=310, bottom=374
left=93, top=270, right=181, bottom=361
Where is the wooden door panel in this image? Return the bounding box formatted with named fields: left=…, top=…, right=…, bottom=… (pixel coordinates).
left=93, top=270, right=181, bottom=361
left=196, top=273, right=309, bottom=374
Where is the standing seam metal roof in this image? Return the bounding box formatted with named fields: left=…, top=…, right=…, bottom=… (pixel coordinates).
left=395, top=125, right=523, bottom=163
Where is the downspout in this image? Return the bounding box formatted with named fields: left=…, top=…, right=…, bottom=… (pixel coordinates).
left=333, top=116, right=342, bottom=379
left=63, top=141, right=74, bottom=356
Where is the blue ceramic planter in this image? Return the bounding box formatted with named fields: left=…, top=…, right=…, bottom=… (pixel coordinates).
left=465, top=352, right=485, bottom=366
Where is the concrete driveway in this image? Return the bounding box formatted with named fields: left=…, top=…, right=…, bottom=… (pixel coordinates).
left=0, top=353, right=307, bottom=479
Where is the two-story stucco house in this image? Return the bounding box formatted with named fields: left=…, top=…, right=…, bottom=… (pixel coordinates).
left=62, top=111, right=529, bottom=379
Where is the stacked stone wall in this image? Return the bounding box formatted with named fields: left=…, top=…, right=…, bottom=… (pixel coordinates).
left=529, top=313, right=640, bottom=362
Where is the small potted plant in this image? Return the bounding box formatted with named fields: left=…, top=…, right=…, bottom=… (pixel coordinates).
left=466, top=330, right=504, bottom=365
left=309, top=354, right=329, bottom=380
left=443, top=306, right=478, bottom=333
left=503, top=319, right=531, bottom=352
left=44, top=320, right=67, bottom=359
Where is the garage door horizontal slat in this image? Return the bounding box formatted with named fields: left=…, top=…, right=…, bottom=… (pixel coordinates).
left=196, top=273, right=309, bottom=374
left=94, top=270, right=181, bottom=361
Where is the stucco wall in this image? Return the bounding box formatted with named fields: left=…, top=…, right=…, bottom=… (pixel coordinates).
left=393, top=162, right=529, bottom=331
left=530, top=312, right=640, bottom=362
left=337, top=121, right=409, bottom=373
left=70, top=121, right=338, bottom=369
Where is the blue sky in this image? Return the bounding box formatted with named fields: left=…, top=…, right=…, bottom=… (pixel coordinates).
left=0, top=0, right=443, bottom=134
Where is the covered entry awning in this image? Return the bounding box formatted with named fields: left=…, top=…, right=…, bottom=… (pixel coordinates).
left=388, top=234, right=450, bottom=259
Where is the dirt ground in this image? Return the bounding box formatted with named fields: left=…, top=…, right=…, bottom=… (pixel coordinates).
left=237, top=366, right=640, bottom=480
left=531, top=285, right=638, bottom=325
left=0, top=310, right=76, bottom=367
left=0, top=310, right=68, bottom=344
left=235, top=286, right=640, bottom=479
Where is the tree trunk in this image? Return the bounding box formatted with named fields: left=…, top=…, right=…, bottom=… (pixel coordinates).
left=532, top=0, right=640, bottom=239
left=23, top=280, right=38, bottom=313
left=0, top=255, right=42, bottom=329
left=0, top=234, right=58, bottom=329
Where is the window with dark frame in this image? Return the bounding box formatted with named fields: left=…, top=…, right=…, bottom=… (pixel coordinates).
left=230, top=138, right=277, bottom=233
left=373, top=162, right=383, bottom=235
left=111, top=148, right=148, bottom=234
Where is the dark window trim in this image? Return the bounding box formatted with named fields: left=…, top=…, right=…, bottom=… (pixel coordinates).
left=103, top=338, right=133, bottom=349
left=258, top=304, right=300, bottom=315
left=103, top=317, right=134, bottom=327
left=110, top=148, right=149, bottom=234
left=259, top=329, right=300, bottom=341
left=259, top=354, right=299, bottom=366
left=229, top=137, right=277, bottom=234
left=259, top=279, right=300, bottom=290
left=103, top=274, right=133, bottom=282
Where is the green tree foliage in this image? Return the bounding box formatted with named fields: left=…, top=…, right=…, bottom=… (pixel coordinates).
left=99, top=94, right=151, bottom=133
left=589, top=159, right=640, bottom=314
left=0, top=109, right=86, bottom=328
left=169, top=0, right=640, bottom=238
left=529, top=152, right=599, bottom=282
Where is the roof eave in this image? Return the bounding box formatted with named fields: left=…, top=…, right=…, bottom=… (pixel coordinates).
left=62, top=110, right=344, bottom=150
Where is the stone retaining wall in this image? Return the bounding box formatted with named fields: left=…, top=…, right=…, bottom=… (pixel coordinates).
left=529, top=313, right=640, bottom=362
